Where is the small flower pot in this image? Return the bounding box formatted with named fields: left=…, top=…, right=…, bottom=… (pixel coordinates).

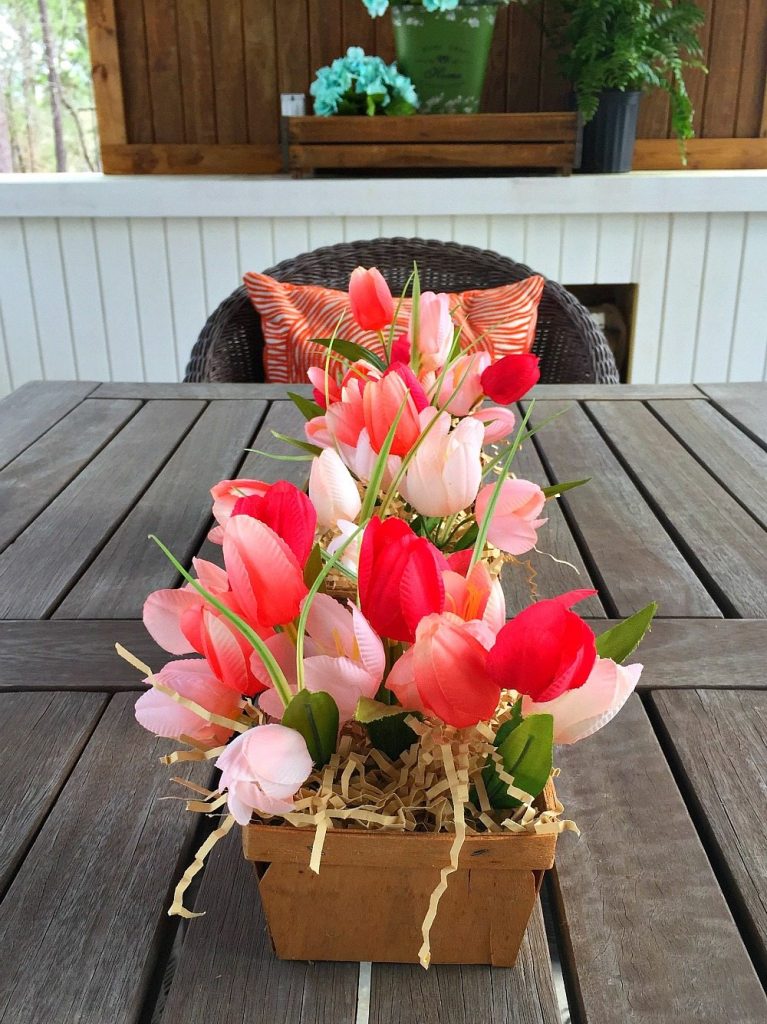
left=392, top=3, right=500, bottom=114
left=579, top=89, right=642, bottom=174
left=242, top=780, right=559, bottom=966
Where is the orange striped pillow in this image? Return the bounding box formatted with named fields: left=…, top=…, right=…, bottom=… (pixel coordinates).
left=243, top=272, right=544, bottom=383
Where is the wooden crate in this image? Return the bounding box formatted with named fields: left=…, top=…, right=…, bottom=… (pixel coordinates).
left=285, top=113, right=580, bottom=175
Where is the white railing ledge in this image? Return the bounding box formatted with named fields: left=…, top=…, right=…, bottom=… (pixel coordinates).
left=1, top=170, right=766, bottom=219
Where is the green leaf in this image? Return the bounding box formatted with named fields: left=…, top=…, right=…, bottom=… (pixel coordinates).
left=355, top=696, right=411, bottom=723
left=364, top=714, right=419, bottom=762
left=270, top=430, right=322, bottom=455
left=282, top=690, right=339, bottom=769
left=410, top=262, right=421, bottom=371
left=449, top=521, right=479, bottom=552
left=483, top=714, right=553, bottom=809
left=303, top=543, right=323, bottom=588
left=310, top=336, right=386, bottom=372
left=385, top=97, right=417, bottom=117
left=493, top=699, right=523, bottom=748
left=287, top=390, right=324, bottom=421
left=595, top=602, right=657, bottom=664
left=542, top=478, right=590, bottom=499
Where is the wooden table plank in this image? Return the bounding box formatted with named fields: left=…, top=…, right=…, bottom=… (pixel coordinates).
left=0, top=400, right=204, bottom=619
left=529, top=401, right=720, bottom=618
left=552, top=695, right=767, bottom=1023
left=527, top=384, right=703, bottom=401
left=0, top=621, right=166, bottom=691
left=369, top=902, right=559, bottom=1024
left=0, top=399, right=140, bottom=554
left=55, top=400, right=268, bottom=619
left=93, top=382, right=314, bottom=400
left=649, top=399, right=767, bottom=529
left=503, top=432, right=605, bottom=617
left=160, top=826, right=359, bottom=1024
left=650, top=689, right=767, bottom=976
left=698, top=383, right=767, bottom=448
left=0, top=380, right=98, bottom=470
left=587, top=400, right=767, bottom=618
left=0, top=691, right=107, bottom=896
left=0, top=693, right=208, bottom=1024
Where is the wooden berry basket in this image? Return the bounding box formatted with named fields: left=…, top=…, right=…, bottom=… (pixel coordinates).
left=285, top=113, right=580, bottom=177
left=242, top=779, right=560, bottom=966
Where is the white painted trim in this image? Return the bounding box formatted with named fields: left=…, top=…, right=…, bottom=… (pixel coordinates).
left=1, top=171, right=766, bottom=219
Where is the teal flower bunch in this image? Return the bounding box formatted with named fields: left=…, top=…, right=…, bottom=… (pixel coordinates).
left=362, top=0, right=511, bottom=13
left=310, top=47, right=419, bottom=117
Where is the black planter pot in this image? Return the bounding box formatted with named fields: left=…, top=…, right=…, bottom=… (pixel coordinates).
left=580, top=90, right=641, bottom=174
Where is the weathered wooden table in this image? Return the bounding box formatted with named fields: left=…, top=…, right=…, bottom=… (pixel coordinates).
left=1, top=380, right=765, bottom=1024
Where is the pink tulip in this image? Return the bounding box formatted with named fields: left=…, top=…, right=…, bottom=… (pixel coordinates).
left=211, top=479, right=270, bottom=529
left=475, top=478, right=547, bottom=555
left=180, top=604, right=267, bottom=696
left=349, top=266, right=395, bottom=331
left=305, top=414, right=334, bottom=449
left=437, top=352, right=491, bottom=415
left=337, top=430, right=401, bottom=487
left=307, top=366, right=342, bottom=409
left=325, top=377, right=368, bottom=447
left=443, top=561, right=506, bottom=635
left=386, top=612, right=501, bottom=728
left=135, top=659, right=242, bottom=748
left=256, top=595, right=384, bottom=723
left=223, top=514, right=309, bottom=628
left=412, top=292, right=453, bottom=372
left=362, top=365, right=426, bottom=456
left=472, top=405, right=517, bottom=444
left=400, top=410, right=484, bottom=516
left=327, top=517, right=363, bottom=573
left=216, top=723, right=313, bottom=823
left=522, top=657, right=643, bottom=744
left=309, top=448, right=361, bottom=529
left=231, top=480, right=317, bottom=568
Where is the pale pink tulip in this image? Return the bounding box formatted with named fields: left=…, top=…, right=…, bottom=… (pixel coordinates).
left=522, top=657, right=643, bottom=744
left=400, top=410, right=484, bottom=517
left=437, top=352, right=491, bottom=415
left=135, top=659, right=242, bottom=748
left=443, top=561, right=506, bottom=635
left=327, top=517, right=363, bottom=573
left=337, top=431, right=400, bottom=488
left=472, top=405, right=517, bottom=444
left=309, top=448, right=361, bottom=529
left=223, top=514, right=308, bottom=628
left=216, top=723, right=313, bottom=823
left=412, top=292, right=453, bottom=372
left=211, top=479, right=270, bottom=529
left=325, top=378, right=368, bottom=448
left=475, top=478, right=547, bottom=555
left=305, top=415, right=334, bottom=449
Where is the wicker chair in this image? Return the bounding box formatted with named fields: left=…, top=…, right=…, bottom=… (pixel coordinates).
left=184, top=238, right=619, bottom=384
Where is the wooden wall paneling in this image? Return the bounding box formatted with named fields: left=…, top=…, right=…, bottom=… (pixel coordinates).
left=692, top=212, right=745, bottom=381
left=482, top=5, right=509, bottom=113
left=23, top=219, right=77, bottom=380
left=341, top=0, right=376, bottom=54
left=276, top=0, right=311, bottom=95
left=702, top=0, right=749, bottom=138
left=210, top=0, right=248, bottom=144
left=176, top=0, right=216, bottom=144
left=633, top=137, right=767, bottom=170
left=165, top=218, right=209, bottom=372
left=637, top=90, right=670, bottom=140
left=143, top=0, right=185, bottom=143
left=737, top=0, right=767, bottom=138
left=507, top=3, right=542, bottom=113
left=375, top=7, right=395, bottom=62
left=113, top=0, right=153, bottom=143
left=688, top=0, right=713, bottom=138
left=58, top=220, right=112, bottom=381
left=656, top=213, right=708, bottom=383
left=85, top=0, right=127, bottom=145
left=538, top=0, right=568, bottom=112
left=93, top=219, right=146, bottom=380
left=129, top=218, right=179, bottom=379
left=729, top=213, right=767, bottom=381
left=309, top=0, right=343, bottom=76
left=243, top=0, right=280, bottom=146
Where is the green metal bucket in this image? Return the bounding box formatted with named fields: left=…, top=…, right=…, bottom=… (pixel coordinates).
left=391, top=3, right=499, bottom=114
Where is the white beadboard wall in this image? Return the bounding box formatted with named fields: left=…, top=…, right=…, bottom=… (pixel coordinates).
left=1, top=172, right=766, bottom=397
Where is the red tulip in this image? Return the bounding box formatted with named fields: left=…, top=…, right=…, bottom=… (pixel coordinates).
left=358, top=517, right=445, bottom=642
left=180, top=604, right=267, bottom=696
left=390, top=332, right=411, bottom=365
left=232, top=480, right=317, bottom=567
left=349, top=266, right=395, bottom=331
left=487, top=589, right=597, bottom=703
left=480, top=353, right=540, bottom=404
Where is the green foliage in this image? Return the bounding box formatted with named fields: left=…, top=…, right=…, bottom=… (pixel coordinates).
left=482, top=712, right=554, bottom=809
left=596, top=601, right=657, bottom=663
left=282, top=690, right=339, bottom=768
left=550, top=0, right=706, bottom=145
left=309, top=336, right=387, bottom=371
left=287, top=391, right=324, bottom=421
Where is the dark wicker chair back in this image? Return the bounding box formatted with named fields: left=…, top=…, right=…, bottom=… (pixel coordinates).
left=184, top=238, right=619, bottom=384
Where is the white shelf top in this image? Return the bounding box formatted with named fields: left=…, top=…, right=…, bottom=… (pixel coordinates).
left=1, top=170, right=766, bottom=218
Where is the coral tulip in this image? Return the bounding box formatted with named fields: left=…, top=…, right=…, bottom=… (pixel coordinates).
left=231, top=479, right=317, bottom=568
left=437, top=352, right=491, bottom=416
left=475, top=478, right=547, bottom=555
left=362, top=365, right=426, bottom=456
left=522, top=657, right=643, bottom=744
left=400, top=410, right=484, bottom=517
left=412, top=292, right=453, bottom=372
left=443, top=561, right=506, bottom=635
left=216, top=724, right=313, bottom=823
left=180, top=603, right=267, bottom=696
left=309, top=448, right=361, bottom=529
left=488, top=590, right=598, bottom=703
left=135, top=659, right=241, bottom=748
left=358, top=517, right=445, bottom=642
left=349, top=266, right=394, bottom=331
left=480, top=352, right=540, bottom=404
left=223, top=514, right=309, bottom=628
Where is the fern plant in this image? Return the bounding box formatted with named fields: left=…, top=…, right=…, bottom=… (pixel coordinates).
left=551, top=0, right=706, bottom=144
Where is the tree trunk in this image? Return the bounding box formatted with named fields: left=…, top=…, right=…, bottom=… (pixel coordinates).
left=37, top=0, right=67, bottom=172
left=0, top=91, right=12, bottom=172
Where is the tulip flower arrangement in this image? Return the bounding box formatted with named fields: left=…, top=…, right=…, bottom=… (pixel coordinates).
left=130, top=263, right=656, bottom=968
